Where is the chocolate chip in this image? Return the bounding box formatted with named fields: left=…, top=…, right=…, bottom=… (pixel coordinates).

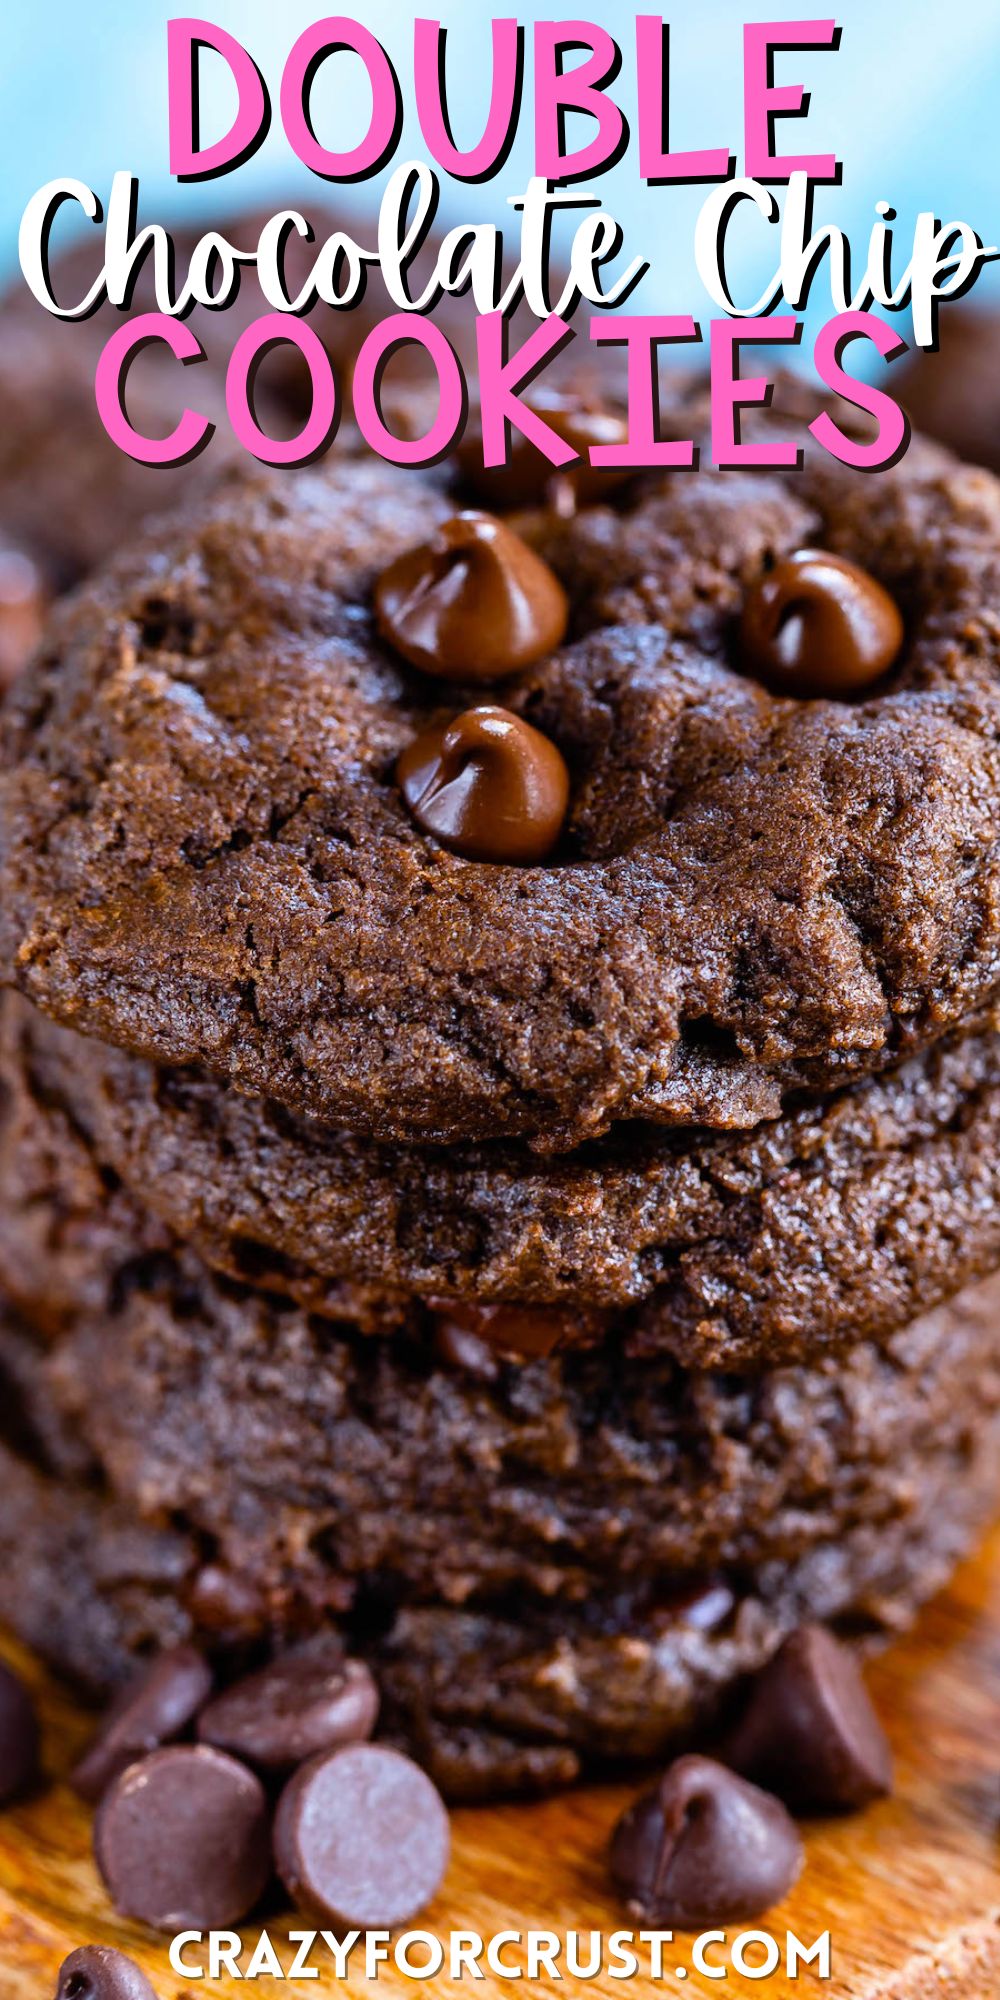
left=610, top=1754, right=803, bottom=1930
left=0, top=1657, right=40, bottom=1802
left=71, top=1644, right=213, bottom=1803
left=723, top=1624, right=893, bottom=1811
left=93, top=1744, right=271, bottom=1931
left=55, top=1945, right=157, bottom=2000
left=273, top=1742, right=450, bottom=1929
left=432, top=1300, right=573, bottom=1363
left=197, top=1646, right=378, bottom=1775
left=741, top=548, right=903, bottom=697
left=457, top=390, right=632, bottom=512
left=375, top=511, right=568, bottom=682
left=398, top=705, right=569, bottom=863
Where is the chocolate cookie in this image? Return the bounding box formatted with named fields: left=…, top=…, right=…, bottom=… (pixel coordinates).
left=1, top=1258, right=999, bottom=1798
left=2, top=427, right=999, bottom=1148
left=6, top=990, right=1000, bottom=1369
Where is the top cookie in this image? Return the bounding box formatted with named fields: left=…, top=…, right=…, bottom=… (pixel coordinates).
left=2, top=420, right=1000, bottom=1148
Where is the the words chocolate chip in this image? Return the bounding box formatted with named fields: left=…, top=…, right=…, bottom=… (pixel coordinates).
left=375, top=511, right=568, bottom=682
left=274, top=1742, right=450, bottom=1929
left=55, top=1945, right=157, bottom=2000
left=457, top=389, right=632, bottom=512
left=432, top=1300, right=573, bottom=1363
left=198, top=1646, right=378, bottom=1775
left=0, top=1657, right=40, bottom=1802
left=741, top=548, right=903, bottom=697
left=72, top=1644, right=213, bottom=1803
left=93, top=1745, right=271, bottom=1931
left=723, top=1624, right=893, bottom=1811
left=610, top=1754, right=803, bottom=1930
left=398, top=705, right=569, bottom=863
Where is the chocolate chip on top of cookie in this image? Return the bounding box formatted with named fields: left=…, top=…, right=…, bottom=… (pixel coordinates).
left=397, top=705, right=570, bottom=862
left=740, top=548, right=904, bottom=697
left=375, top=512, right=568, bottom=681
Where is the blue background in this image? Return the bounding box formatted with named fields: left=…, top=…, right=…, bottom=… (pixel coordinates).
left=2, top=0, right=998, bottom=339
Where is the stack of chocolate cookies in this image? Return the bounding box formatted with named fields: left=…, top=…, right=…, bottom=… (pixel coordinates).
left=2, top=365, right=1000, bottom=1802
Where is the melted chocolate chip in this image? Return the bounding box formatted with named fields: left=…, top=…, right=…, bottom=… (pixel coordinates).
left=741, top=548, right=903, bottom=697
left=0, top=1658, right=40, bottom=1803
left=198, top=1646, right=378, bottom=1775
left=398, top=705, right=569, bottom=863
left=375, top=511, right=567, bottom=683
left=610, top=1754, right=803, bottom=1930
left=93, top=1744, right=271, bottom=1931
left=723, top=1624, right=893, bottom=1811
left=457, top=390, right=633, bottom=512
left=71, top=1644, right=213, bottom=1804
left=431, top=1300, right=574, bottom=1362
left=55, top=1946, right=157, bottom=2000
left=273, top=1743, right=450, bottom=1929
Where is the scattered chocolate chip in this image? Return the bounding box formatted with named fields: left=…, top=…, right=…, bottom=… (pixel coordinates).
left=55, top=1944, right=157, bottom=2000
left=398, top=704, right=569, bottom=863
left=198, top=1646, right=378, bottom=1775
left=274, top=1742, right=450, bottom=1929
left=723, top=1624, right=893, bottom=1811
left=71, top=1644, right=213, bottom=1804
left=457, top=390, right=632, bottom=512
left=610, top=1754, right=803, bottom=1930
left=93, top=1744, right=271, bottom=1931
left=0, top=1657, right=40, bottom=1802
left=375, top=511, right=568, bottom=683
left=0, top=547, right=45, bottom=686
left=432, top=1300, right=573, bottom=1363
left=740, top=548, right=903, bottom=697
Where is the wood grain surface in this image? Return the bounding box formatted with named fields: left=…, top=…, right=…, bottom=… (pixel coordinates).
left=1, top=1528, right=999, bottom=2000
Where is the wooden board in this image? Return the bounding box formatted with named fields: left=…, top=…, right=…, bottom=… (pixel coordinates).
left=1, top=1529, right=999, bottom=2000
